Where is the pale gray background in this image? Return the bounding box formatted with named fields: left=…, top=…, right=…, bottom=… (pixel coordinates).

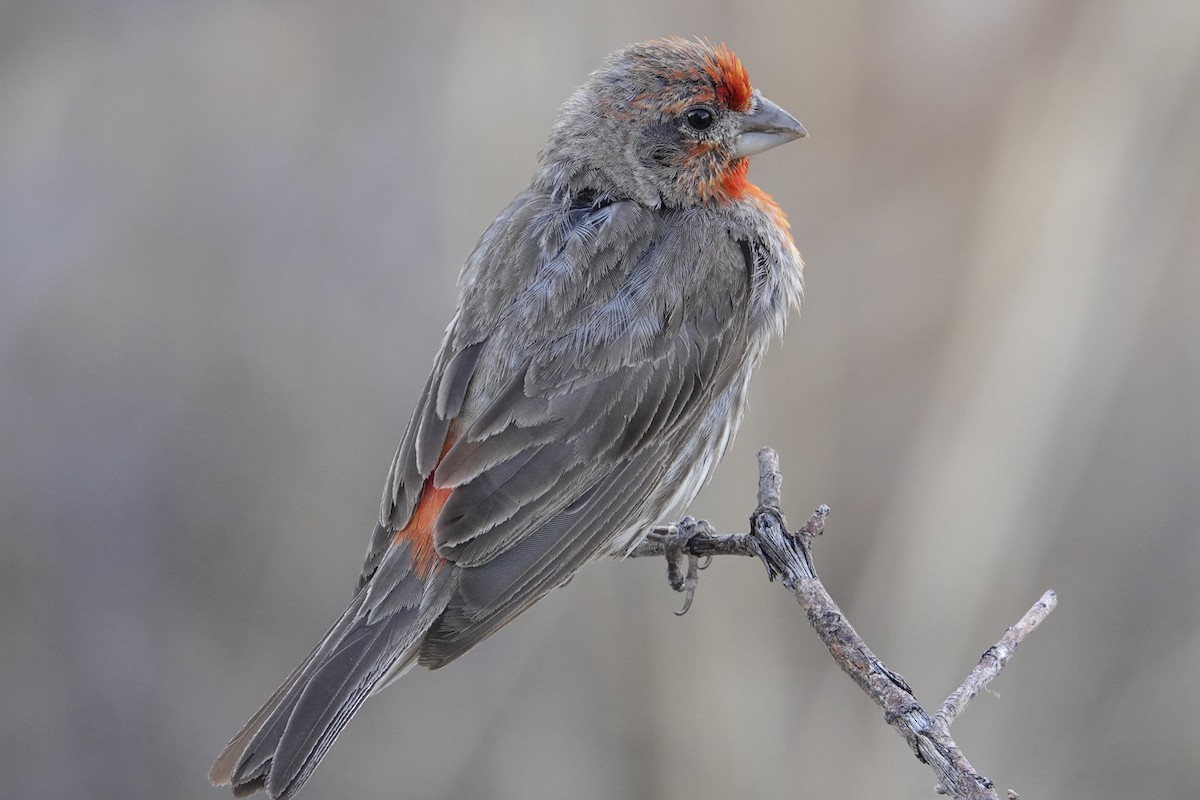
left=3, top=2, right=1198, bottom=798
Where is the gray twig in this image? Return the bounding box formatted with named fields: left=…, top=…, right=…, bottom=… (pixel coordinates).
left=937, top=590, right=1058, bottom=727
left=627, top=447, right=1056, bottom=800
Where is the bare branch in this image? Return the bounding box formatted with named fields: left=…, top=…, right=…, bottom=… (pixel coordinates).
left=627, top=447, right=1056, bottom=800
left=633, top=527, right=757, bottom=560
left=937, top=590, right=1058, bottom=727
left=756, top=446, right=783, bottom=509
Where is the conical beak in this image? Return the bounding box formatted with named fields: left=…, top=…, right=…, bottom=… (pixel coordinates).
left=731, top=93, right=807, bottom=159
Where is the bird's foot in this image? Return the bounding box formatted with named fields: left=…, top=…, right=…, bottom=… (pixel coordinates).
left=649, top=516, right=716, bottom=615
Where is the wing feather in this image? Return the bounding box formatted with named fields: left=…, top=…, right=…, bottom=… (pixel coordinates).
left=418, top=441, right=672, bottom=667
left=368, top=187, right=771, bottom=662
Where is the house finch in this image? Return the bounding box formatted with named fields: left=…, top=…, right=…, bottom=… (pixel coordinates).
left=211, top=37, right=805, bottom=799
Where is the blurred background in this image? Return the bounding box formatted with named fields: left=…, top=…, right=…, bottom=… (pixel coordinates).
left=3, top=1, right=1198, bottom=798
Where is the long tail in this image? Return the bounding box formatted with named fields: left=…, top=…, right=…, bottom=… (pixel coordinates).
left=210, top=558, right=454, bottom=799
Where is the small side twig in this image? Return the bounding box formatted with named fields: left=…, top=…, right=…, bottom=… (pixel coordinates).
left=937, top=590, right=1058, bottom=728
left=627, top=447, right=1056, bottom=800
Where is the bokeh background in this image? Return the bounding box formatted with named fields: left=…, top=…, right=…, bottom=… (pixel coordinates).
left=3, top=2, right=1198, bottom=798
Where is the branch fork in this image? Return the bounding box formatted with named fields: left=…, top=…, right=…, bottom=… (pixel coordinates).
left=630, top=448, right=1056, bottom=800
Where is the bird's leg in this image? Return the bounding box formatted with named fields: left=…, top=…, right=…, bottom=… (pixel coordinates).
left=648, top=515, right=716, bottom=615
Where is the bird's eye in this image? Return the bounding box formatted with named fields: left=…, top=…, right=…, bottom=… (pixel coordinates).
left=684, top=106, right=715, bottom=131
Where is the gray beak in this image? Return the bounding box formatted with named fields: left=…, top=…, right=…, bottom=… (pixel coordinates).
left=731, top=93, right=807, bottom=159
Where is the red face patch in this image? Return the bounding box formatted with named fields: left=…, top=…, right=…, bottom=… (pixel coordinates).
left=704, top=44, right=752, bottom=112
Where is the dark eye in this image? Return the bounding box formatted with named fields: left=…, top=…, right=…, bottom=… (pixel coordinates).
left=684, top=106, right=715, bottom=131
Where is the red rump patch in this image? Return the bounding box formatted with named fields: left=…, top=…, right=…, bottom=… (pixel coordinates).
left=392, top=431, right=456, bottom=578
left=705, top=43, right=752, bottom=112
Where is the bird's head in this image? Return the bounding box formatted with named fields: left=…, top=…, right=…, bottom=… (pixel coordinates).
left=539, top=38, right=806, bottom=208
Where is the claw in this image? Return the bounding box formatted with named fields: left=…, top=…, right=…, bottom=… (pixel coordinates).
left=663, top=521, right=690, bottom=593
left=658, top=516, right=716, bottom=615
left=675, top=581, right=696, bottom=615
left=674, top=552, right=701, bottom=615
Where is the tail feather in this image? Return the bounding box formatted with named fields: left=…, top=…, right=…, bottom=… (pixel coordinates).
left=269, top=617, right=413, bottom=798
left=211, top=564, right=454, bottom=799
left=210, top=606, right=358, bottom=790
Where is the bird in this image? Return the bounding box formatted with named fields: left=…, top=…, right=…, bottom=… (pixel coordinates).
left=210, top=37, right=806, bottom=799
